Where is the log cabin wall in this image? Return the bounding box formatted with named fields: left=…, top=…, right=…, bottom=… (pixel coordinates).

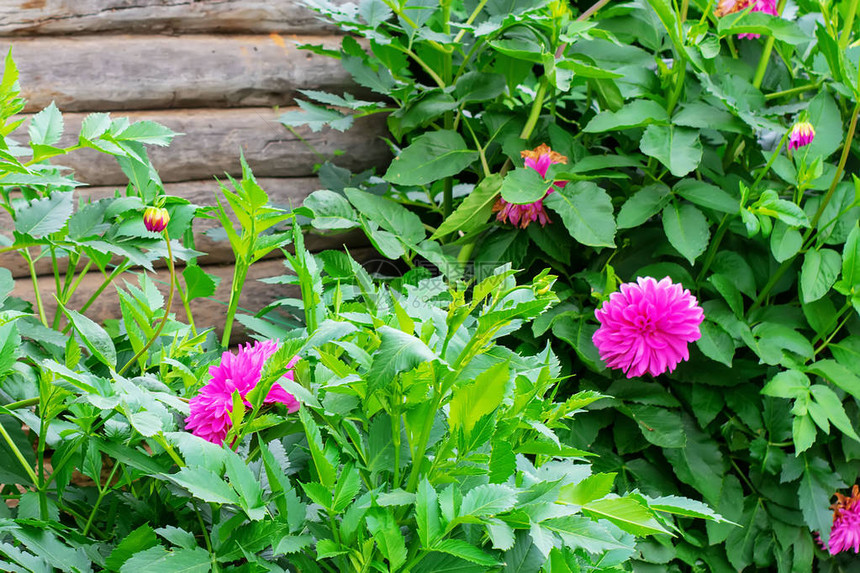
left=0, top=0, right=387, bottom=341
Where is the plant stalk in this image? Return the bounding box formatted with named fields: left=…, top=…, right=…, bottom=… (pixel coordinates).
left=118, top=232, right=176, bottom=375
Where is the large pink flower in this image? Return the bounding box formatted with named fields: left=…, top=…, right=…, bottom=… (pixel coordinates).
left=185, top=340, right=300, bottom=444
left=715, top=0, right=778, bottom=38
left=829, top=485, right=860, bottom=554
left=493, top=144, right=567, bottom=229
left=592, top=277, right=704, bottom=378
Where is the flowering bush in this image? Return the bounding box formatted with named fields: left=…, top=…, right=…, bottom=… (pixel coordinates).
left=288, top=0, right=860, bottom=567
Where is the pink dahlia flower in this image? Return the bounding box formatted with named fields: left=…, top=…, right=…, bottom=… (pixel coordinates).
left=185, top=340, right=300, bottom=444
left=829, top=485, right=860, bottom=554
left=715, top=0, right=778, bottom=38
left=493, top=144, right=567, bottom=229
left=592, top=277, right=704, bottom=378
left=788, top=121, right=815, bottom=151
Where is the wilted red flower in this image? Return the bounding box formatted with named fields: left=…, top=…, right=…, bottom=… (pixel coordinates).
left=185, top=340, right=300, bottom=444
left=493, top=144, right=567, bottom=229
left=592, top=277, right=704, bottom=378
left=788, top=121, right=815, bottom=151
left=143, top=206, right=170, bottom=233
left=829, top=485, right=860, bottom=554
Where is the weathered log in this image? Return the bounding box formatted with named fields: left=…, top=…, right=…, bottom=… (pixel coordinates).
left=12, top=247, right=379, bottom=344
left=0, top=177, right=369, bottom=278
left=0, top=0, right=343, bottom=36
left=2, top=35, right=351, bottom=112
left=18, top=107, right=390, bottom=186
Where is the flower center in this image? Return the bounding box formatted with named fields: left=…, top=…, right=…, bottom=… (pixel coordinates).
left=633, top=314, right=657, bottom=335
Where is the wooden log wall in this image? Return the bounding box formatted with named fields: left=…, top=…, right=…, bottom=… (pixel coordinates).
left=0, top=0, right=389, bottom=342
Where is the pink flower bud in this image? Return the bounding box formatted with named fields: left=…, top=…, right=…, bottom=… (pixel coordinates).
left=788, top=121, right=815, bottom=151
left=143, top=206, right=170, bottom=233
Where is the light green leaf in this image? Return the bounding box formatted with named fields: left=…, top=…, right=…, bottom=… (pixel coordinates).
left=558, top=473, right=616, bottom=505
left=28, top=101, right=64, bottom=146
left=843, top=223, right=860, bottom=291
left=460, top=484, right=518, bottom=517
left=416, top=479, right=442, bottom=546
left=366, top=326, right=439, bottom=393
left=166, top=466, right=240, bottom=506
left=61, top=305, right=117, bottom=369
left=224, top=449, right=266, bottom=520
left=303, top=190, right=358, bottom=230
left=449, top=361, right=508, bottom=434
left=582, top=496, right=669, bottom=536
left=115, top=120, right=177, bottom=146
left=432, top=539, right=499, bottom=566
left=120, top=546, right=210, bottom=573
left=673, top=179, right=739, bottom=214
left=762, top=370, right=810, bottom=399
left=15, top=191, right=74, bottom=238
left=500, top=167, right=552, bottom=205
left=345, top=187, right=424, bottom=244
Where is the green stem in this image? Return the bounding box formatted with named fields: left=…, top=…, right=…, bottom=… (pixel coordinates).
left=23, top=248, right=48, bottom=327
left=221, top=260, right=249, bottom=348
left=840, top=0, right=860, bottom=50
left=519, top=79, right=549, bottom=141
left=666, top=59, right=687, bottom=115
left=4, top=397, right=39, bottom=411
left=752, top=0, right=788, bottom=89
left=175, top=274, right=197, bottom=336
left=453, top=0, right=489, bottom=43
left=62, top=262, right=130, bottom=334
left=405, top=390, right=442, bottom=493
left=0, top=418, right=38, bottom=485
left=814, top=310, right=854, bottom=355
left=764, top=82, right=822, bottom=100
left=696, top=215, right=731, bottom=282
left=118, top=232, right=176, bottom=375
left=82, top=463, right=120, bottom=536
left=811, top=301, right=852, bottom=347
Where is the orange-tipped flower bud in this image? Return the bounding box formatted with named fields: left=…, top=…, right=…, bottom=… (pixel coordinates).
left=144, top=206, right=170, bottom=233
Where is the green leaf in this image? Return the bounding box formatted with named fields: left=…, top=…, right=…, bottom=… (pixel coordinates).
left=583, top=100, right=668, bottom=133
left=453, top=71, right=507, bottom=103
left=449, top=361, right=508, bottom=434
left=431, top=175, right=501, bottom=239
left=662, top=202, right=710, bottom=265
left=724, top=496, right=767, bottom=571
left=558, top=472, right=616, bottom=505
left=303, top=190, right=358, bottom=230
left=120, top=546, right=210, bottom=573
left=28, top=101, right=64, bottom=146
left=762, top=370, right=810, bottom=399
left=366, top=508, right=407, bottom=571
left=332, top=462, right=361, bottom=512
left=15, top=191, right=74, bottom=238
left=663, top=417, right=725, bottom=506
left=843, top=223, right=860, bottom=291
left=810, top=384, right=860, bottom=442
left=115, top=120, right=177, bottom=146
left=432, top=539, right=499, bottom=566
left=627, top=404, right=686, bottom=448
left=673, top=179, right=739, bottom=214
left=797, top=455, right=844, bottom=545
left=770, top=222, right=803, bottom=262
left=800, top=249, right=841, bottom=303
left=647, top=495, right=731, bottom=523
left=224, top=449, right=266, bottom=520
left=61, top=305, right=117, bottom=369
left=279, top=100, right=352, bottom=132
left=716, top=11, right=808, bottom=44
left=489, top=440, right=516, bottom=484
left=752, top=190, right=810, bottom=227
left=544, top=181, right=616, bottom=247
left=106, top=524, right=158, bottom=571
left=793, top=414, right=817, bottom=453
left=8, top=526, right=91, bottom=573
left=582, top=496, right=669, bottom=536
left=500, top=167, right=552, bottom=205
left=460, top=484, right=517, bottom=517
left=182, top=264, right=220, bottom=301
left=696, top=320, right=734, bottom=367
left=366, top=326, right=438, bottom=393
left=166, top=466, right=240, bottom=505
left=416, top=478, right=442, bottom=546
left=345, top=187, right=424, bottom=244
left=541, top=515, right=632, bottom=554
left=616, top=183, right=671, bottom=229
left=640, top=125, right=702, bottom=177
left=384, top=130, right=478, bottom=185
left=807, top=359, right=860, bottom=400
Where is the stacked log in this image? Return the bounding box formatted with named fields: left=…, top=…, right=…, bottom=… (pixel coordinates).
left=0, top=1, right=388, bottom=342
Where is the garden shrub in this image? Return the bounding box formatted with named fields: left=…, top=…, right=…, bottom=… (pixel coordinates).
left=0, top=50, right=723, bottom=571
left=288, top=0, right=860, bottom=568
